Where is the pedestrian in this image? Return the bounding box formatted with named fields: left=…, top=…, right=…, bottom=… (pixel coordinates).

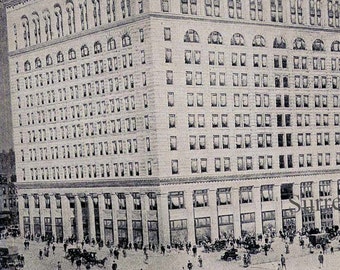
left=280, top=254, right=286, bottom=270
left=39, top=249, right=43, bottom=259
left=192, top=245, right=197, bottom=257
left=144, top=252, right=148, bottom=264
left=112, top=260, right=117, bottom=270
left=122, top=249, right=126, bottom=258
left=318, top=251, right=324, bottom=268
left=86, top=262, right=91, bottom=269
left=71, top=255, right=75, bottom=265
left=81, top=240, right=85, bottom=249
left=76, top=258, right=82, bottom=270
left=57, top=261, right=61, bottom=270
left=52, top=244, right=56, bottom=255
left=198, top=255, right=203, bottom=267
left=187, top=260, right=193, bottom=270
left=331, top=246, right=334, bottom=254
left=277, top=263, right=281, bottom=270
left=161, top=245, right=165, bottom=255
left=63, top=242, right=67, bottom=254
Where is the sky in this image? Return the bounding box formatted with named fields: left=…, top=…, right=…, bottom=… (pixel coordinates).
left=0, top=2, right=13, bottom=152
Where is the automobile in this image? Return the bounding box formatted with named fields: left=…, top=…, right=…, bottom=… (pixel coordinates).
left=0, top=245, right=23, bottom=269
left=309, top=233, right=330, bottom=248
left=221, top=248, right=241, bottom=262
left=66, top=247, right=82, bottom=260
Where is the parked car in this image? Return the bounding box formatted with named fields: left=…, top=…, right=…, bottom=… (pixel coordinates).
left=221, top=248, right=241, bottom=262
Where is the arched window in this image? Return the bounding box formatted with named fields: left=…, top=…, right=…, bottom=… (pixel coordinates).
left=24, top=60, right=31, bottom=71
left=54, top=4, right=64, bottom=38
left=57, top=51, right=64, bottom=63
left=43, top=10, right=52, bottom=41
left=79, top=0, right=89, bottom=30
left=122, top=33, right=132, bottom=47
left=312, top=39, right=325, bottom=51
left=46, top=54, right=53, bottom=66
left=68, top=48, right=76, bottom=60
left=252, top=35, right=266, bottom=47
left=208, top=31, right=223, bottom=44
left=184, top=29, right=200, bottom=43
left=35, top=58, right=42, bottom=68
left=231, top=33, right=245, bottom=46
left=81, top=45, right=89, bottom=57
left=293, top=37, right=306, bottom=50
left=21, top=16, right=30, bottom=47
left=92, top=0, right=102, bottom=27
left=66, top=1, right=76, bottom=34
left=331, top=41, right=340, bottom=52
left=32, top=12, right=41, bottom=45
left=94, top=41, right=102, bottom=54
left=273, top=37, right=286, bottom=49
left=107, top=38, right=116, bottom=51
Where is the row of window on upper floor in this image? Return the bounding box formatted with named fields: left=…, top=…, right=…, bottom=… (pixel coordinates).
left=16, top=0, right=137, bottom=49
left=182, top=30, right=339, bottom=52
left=22, top=34, right=134, bottom=72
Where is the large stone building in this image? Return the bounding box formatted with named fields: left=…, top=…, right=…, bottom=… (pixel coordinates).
left=5, top=0, right=340, bottom=246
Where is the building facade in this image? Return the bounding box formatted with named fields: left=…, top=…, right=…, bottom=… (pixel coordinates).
left=5, top=0, right=340, bottom=246
left=0, top=149, right=17, bottom=226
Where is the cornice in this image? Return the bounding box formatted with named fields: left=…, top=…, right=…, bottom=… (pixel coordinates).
left=14, top=168, right=340, bottom=190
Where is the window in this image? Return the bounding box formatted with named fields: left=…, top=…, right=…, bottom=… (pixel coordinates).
left=161, top=0, right=170, bottom=12
left=271, top=0, right=283, bottom=22
left=312, top=39, right=325, bottom=51
left=122, top=33, right=131, bottom=47
left=184, top=29, right=200, bottom=43
left=168, top=191, right=184, bottom=209
left=273, top=36, right=286, bottom=49
left=170, top=136, right=177, bottom=150
left=293, top=37, right=306, bottom=50
left=208, top=31, right=222, bottom=44
left=164, top=27, right=171, bottom=41
left=252, top=35, right=265, bottom=47
left=171, top=160, right=178, bottom=174
left=81, top=45, right=89, bottom=57
left=240, top=186, right=252, bottom=203
left=180, top=0, right=197, bottom=15
left=301, top=182, right=312, bottom=198
left=148, top=192, right=157, bottom=210
left=217, top=188, right=231, bottom=205
left=281, top=183, right=293, bottom=200
left=205, top=0, right=220, bottom=16
left=68, top=49, right=76, bottom=60
left=231, top=33, right=244, bottom=46
left=118, top=193, right=126, bottom=210
left=107, top=38, right=116, bottom=51
left=249, top=0, right=263, bottom=21
left=132, top=193, right=141, bottom=210
left=320, top=180, right=331, bottom=197
left=193, top=190, right=208, bottom=207
left=261, top=185, right=274, bottom=201
left=104, top=193, right=112, bottom=209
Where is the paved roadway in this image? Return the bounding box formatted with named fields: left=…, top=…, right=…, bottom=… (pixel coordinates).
left=1, top=235, right=340, bottom=270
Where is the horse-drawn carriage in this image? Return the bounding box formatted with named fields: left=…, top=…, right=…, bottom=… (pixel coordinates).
left=66, top=248, right=107, bottom=268
left=221, top=248, right=241, bottom=262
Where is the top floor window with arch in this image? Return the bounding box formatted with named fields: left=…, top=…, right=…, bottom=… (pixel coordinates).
left=66, top=1, right=76, bottom=35
left=21, top=16, right=30, bottom=47
left=208, top=31, right=223, bottom=45
left=231, top=33, right=245, bottom=46
left=107, top=38, right=116, bottom=51
left=35, top=58, right=42, bottom=69
left=184, top=29, right=200, bottom=43
left=24, top=60, right=31, bottom=72
left=54, top=4, right=64, bottom=38
left=94, top=41, right=103, bottom=54
left=46, top=54, right=53, bottom=66
left=293, top=37, right=306, bottom=50
left=57, top=51, right=64, bottom=63
left=32, top=12, right=41, bottom=45
left=273, top=36, right=286, bottom=49
left=43, top=10, right=52, bottom=41
left=252, top=35, right=265, bottom=47
left=122, top=33, right=132, bottom=47
left=81, top=45, right=89, bottom=57
left=68, top=48, right=76, bottom=60
left=312, top=39, right=325, bottom=51
left=331, top=41, right=340, bottom=52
